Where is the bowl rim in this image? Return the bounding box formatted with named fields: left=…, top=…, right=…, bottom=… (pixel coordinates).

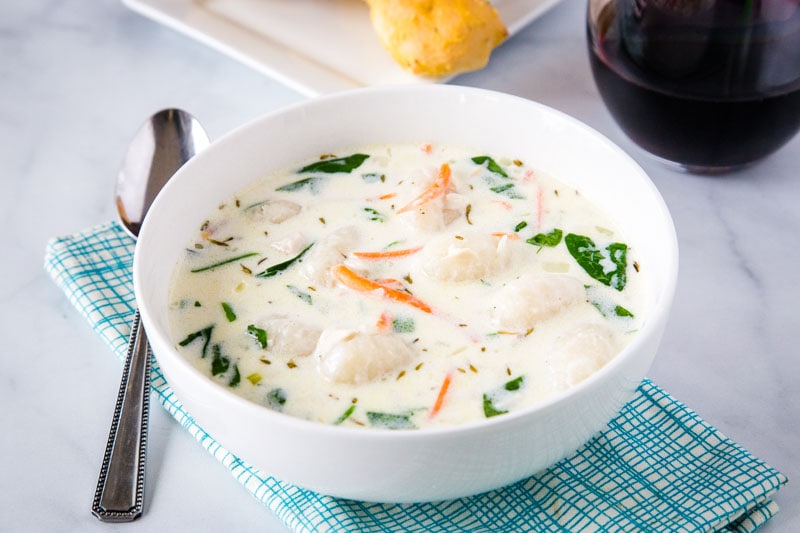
left=135, top=83, right=679, bottom=440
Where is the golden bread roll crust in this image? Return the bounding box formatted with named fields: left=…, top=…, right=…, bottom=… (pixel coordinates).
left=366, top=0, right=508, bottom=77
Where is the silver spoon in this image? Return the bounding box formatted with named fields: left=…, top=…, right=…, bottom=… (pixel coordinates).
left=91, top=109, right=209, bottom=522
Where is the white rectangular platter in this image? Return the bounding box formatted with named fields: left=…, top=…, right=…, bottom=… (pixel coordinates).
left=122, top=0, right=564, bottom=96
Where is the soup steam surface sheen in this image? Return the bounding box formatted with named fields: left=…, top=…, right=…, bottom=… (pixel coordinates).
left=168, top=143, right=644, bottom=429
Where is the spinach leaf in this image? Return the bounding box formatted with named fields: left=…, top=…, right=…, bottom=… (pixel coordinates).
left=266, top=388, right=287, bottom=411
left=587, top=287, right=635, bottom=320
left=367, top=411, right=416, bottom=429
left=299, top=153, right=370, bottom=174
left=211, top=344, right=230, bottom=376
left=472, top=155, right=524, bottom=199
left=287, top=285, right=312, bottom=305
left=190, top=252, right=259, bottom=273
left=565, top=233, right=627, bottom=291
left=247, top=324, right=268, bottom=349
left=229, top=364, right=241, bottom=387
left=483, top=175, right=524, bottom=200
left=255, top=243, right=313, bottom=278
left=527, top=228, right=563, bottom=247
left=209, top=344, right=240, bottom=386
left=178, top=325, right=214, bottom=358
left=221, top=302, right=236, bottom=322
left=504, top=376, right=524, bottom=391
left=275, top=176, right=323, bottom=193
left=482, top=394, right=508, bottom=418
left=490, top=183, right=515, bottom=195
left=392, top=316, right=415, bottom=333
left=482, top=376, right=525, bottom=418
left=471, top=155, right=508, bottom=178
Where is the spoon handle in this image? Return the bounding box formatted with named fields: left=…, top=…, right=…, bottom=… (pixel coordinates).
left=91, top=309, right=151, bottom=522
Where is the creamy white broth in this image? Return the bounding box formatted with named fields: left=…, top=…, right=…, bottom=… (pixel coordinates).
left=168, top=143, right=644, bottom=429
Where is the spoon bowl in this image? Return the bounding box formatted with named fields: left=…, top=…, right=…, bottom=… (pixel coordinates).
left=116, top=110, right=209, bottom=238
left=91, top=109, right=208, bottom=522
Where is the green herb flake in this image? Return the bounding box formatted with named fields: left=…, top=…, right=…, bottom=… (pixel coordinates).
left=275, top=176, right=323, bottom=193
left=287, top=285, right=312, bottom=305
left=615, top=305, right=634, bottom=318
left=526, top=228, right=563, bottom=247
left=392, top=316, right=415, bottom=334
left=178, top=325, right=214, bottom=358
left=366, top=411, right=416, bottom=430
left=191, top=252, right=259, bottom=273
left=247, top=324, right=268, bottom=349
left=363, top=207, right=386, bottom=222
left=334, top=404, right=357, bottom=425
left=471, top=155, right=508, bottom=178
left=255, top=243, right=314, bottom=278
left=266, top=388, right=287, bottom=411
left=221, top=302, right=237, bottom=322
left=514, top=221, right=528, bottom=232
left=361, top=172, right=385, bottom=183
left=246, top=372, right=262, bottom=385
left=299, top=153, right=370, bottom=174
left=565, top=233, right=628, bottom=291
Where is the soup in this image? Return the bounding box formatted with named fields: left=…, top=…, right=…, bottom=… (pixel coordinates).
left=167, top=143, right=644, bottom=429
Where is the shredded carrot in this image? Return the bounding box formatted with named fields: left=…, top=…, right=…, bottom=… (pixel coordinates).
left=422, top=143, right=433, bottom=154
left=396, top=163, right=451, bottom=214
left=374, top=278, right=405, bottom=290
left=429, top=372, right=453, bottom=418
left=536, top=186, right=544, bottom=230
left=492, top=200, right=513, bottom=210
left=376, top=311, right=392, bottom=331
left=378, top=192, right=398, bottom=200
left=491, top=232, right=520, bottom=240
left=353, top=246, right=423, bottom=260
left=332, top=264, right=432, bottom=314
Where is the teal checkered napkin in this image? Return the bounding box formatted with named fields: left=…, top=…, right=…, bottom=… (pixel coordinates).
left=46, top=222, right=787, bottom=533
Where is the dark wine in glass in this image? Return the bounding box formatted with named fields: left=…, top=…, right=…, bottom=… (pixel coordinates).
left=587, top=0, right=800, bottom=172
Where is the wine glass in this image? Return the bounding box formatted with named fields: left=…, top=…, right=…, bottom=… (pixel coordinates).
left=587, top=0, right=800, bottom=173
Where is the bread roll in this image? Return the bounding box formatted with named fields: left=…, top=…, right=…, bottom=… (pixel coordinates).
left=365, top=0, right=508, bottom=77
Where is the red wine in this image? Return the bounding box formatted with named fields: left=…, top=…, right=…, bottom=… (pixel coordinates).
left=588, top=1, right=800, bottom=171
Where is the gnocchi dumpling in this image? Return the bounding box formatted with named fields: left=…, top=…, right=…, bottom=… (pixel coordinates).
left=547, top=323, right=618, bottom=390
left=258, top=316, right=321, bottom=359
left=316, top=329, right=414, bottom=384
left=490, top=274, right=585, bottom=331
left=245, top=199, right=301, bottom=223
left=418, top=230, right=508, bottom=281
left=301, top=226, right=359, bottom=287
left=270, top=232, right=307, bottom=256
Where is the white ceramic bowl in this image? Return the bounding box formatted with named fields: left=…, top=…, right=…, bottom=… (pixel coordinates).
left=135, top=85, right=678, bottom=503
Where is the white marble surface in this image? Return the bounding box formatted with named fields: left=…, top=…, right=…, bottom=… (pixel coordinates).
left=2, top=1, right=798, bottom=531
